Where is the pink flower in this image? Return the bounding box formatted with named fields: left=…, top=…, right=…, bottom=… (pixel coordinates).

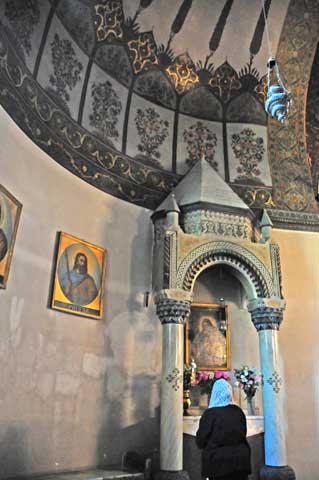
left=215, top=371, right=222, bottom=379
left=202, top=371, right=209, bottom=381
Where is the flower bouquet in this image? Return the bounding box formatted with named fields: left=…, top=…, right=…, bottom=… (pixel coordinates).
left=234, top=365, right=261, bottom=415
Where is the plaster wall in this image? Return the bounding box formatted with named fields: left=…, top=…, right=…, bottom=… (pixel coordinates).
left=0, top=106, right=161, bottom=478
left=272, top=229, right=319, bottom=480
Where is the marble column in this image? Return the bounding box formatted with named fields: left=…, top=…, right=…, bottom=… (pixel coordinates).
left=155, top=289, right=192, bottom=480
left=248, top=299, right=296, bottom=480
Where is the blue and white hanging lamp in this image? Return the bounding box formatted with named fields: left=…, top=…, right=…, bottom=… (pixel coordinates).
left=265, top=57, right=292, bottom=123
left=261, top=0, right=292, bottom=123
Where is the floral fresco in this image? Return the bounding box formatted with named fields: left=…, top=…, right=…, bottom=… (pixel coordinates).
left=183, top=121, right=218, bottom=171
left=4, top=0, right=40, bottom=55
left=49, top=33, right=83, bottom=103
left=231, top=128, right=265, bottom=185
left=135, top=107, right=169, bottom=168
left=89, top=80, right=122, bottom=145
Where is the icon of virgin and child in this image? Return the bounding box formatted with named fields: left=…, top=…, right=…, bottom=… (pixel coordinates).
left=189, top=311, right=227, bottom=369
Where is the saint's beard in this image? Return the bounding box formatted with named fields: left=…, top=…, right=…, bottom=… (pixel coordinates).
left=76, top=264, right=86, bottom=274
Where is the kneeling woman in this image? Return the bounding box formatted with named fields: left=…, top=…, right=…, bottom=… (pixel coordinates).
left=196, top=379, right=251, bottom=480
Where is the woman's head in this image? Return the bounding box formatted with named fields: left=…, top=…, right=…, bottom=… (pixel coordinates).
left=208, top=378, right=232, bottom=408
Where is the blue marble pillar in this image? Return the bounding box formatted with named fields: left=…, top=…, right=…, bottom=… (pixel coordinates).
left=248, top=299, right=296, bottom=480
left=258, top=329, right=286, bottom=466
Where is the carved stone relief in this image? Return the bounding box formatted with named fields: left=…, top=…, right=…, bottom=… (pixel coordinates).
left=176, top=241, right=274, bottom=297
left=183, top=210, right=251, bottom=239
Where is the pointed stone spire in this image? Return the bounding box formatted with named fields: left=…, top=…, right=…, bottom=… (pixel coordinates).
left=166, top=194, right=180, bottom=227
left=166, top=193, right=180, bottom=213
left=260, top=209, right=273, bottom=227
left=260, top=209, right=273, bottom=244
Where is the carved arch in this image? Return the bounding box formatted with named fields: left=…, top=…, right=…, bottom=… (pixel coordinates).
left=176, top=241, right=275, bottom=299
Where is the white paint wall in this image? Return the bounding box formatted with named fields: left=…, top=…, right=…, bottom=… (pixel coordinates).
left=273, top=229, right=319, bottom=480
left=0, top=106, right=161, bottom=477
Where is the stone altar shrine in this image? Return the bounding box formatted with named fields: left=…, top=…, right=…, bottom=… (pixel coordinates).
left=151, top=158, right=296, bottom=480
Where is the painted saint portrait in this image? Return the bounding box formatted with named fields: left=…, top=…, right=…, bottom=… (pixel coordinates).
left=51, top=232, right=106, bottom=319
left=0, top=185, right=22, bottom=289
left=185, top=303, right=230, bottom=370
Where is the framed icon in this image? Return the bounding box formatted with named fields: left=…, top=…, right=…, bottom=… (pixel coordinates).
left=185, top=303, right=230, bottom=370
left=0, top=184, right=22, bottom=289
left=51, top=232, right=106, bottom=319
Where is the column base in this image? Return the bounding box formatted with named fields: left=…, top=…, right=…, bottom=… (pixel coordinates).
left=154, top=470, right=190, bottom=480
left=260, top=465, right=296, bottom=479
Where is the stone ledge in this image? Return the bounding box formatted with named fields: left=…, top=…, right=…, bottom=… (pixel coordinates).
left=4, top=468, right=145, bottom=480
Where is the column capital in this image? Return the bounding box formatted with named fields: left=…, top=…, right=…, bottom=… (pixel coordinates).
left=155, top=289, right=193, bottom=325
left=248, top=297, right=286, bottom=332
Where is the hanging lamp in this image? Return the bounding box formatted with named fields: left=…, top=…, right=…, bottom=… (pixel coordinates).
left=261, top=1, right=292, bottom=123
left=265, top=57, right=292, bottom=123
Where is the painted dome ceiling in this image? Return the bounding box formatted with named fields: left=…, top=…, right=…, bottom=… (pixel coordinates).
left=0, top=0, right=319, bottom=220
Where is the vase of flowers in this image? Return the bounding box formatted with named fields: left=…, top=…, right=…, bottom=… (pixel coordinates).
left=234, top=365, right=261, bottom=416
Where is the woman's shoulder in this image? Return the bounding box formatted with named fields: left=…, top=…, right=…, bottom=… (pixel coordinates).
left=228, top=404, right=246, bottom=414
left=206, top=404, right=245, bottom=415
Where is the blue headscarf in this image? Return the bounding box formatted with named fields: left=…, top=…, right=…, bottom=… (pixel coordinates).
left=208, top=379, right=232, bottom=408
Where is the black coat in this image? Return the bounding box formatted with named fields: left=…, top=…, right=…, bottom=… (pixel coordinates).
left=196, top=404, right=251, bottom=478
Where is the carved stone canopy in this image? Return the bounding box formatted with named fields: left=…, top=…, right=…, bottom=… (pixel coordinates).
left=152, top=158, right=256, bottom=240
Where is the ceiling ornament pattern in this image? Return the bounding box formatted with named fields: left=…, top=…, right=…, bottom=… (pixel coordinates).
left=166, top=52, right=199, bottom=94
left=232, top=186, right=275, bottom=210
left=0, top=0, right=319, bottom=229
left=94, top=1, right=124, bottom=42
left=0, top=25, right=176, bottom=209
left=128, top=31, right=158, bottom=74
left=268, top=0, right=319, bottom=213
left=209, top=61, right=241, bottom=103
